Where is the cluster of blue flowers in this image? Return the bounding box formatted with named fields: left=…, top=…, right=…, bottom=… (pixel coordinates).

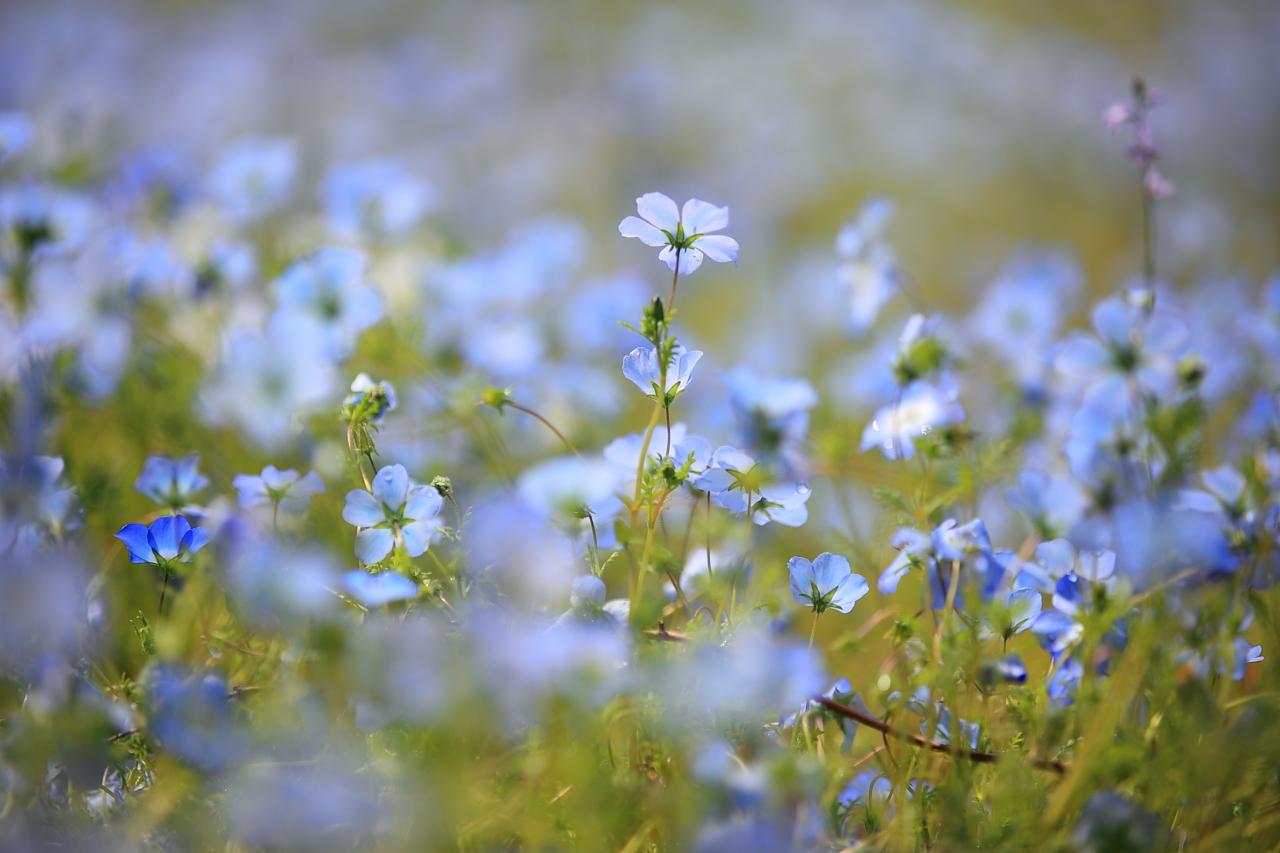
left=2, top=61, right=1279, bottom=850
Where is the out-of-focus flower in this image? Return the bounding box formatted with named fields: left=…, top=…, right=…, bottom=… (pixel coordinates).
left=342, top=464, right=444, bottom=563
left=1055, top=296, right=1187, bottom=399
left=619, top=192, right=739, bottom=275
left=788, top=553, right=869, bottom=614
left=0, top=454, right=78, bottom=552
left=231, top=466, right=325, bottom=514
left=135, top=453, right=208, bottom=512
left=0, top=112, right=33, bottom=164
left=343, top=570, right=420, bottom=607
left=115, top=515, right=211, bottom=566
left=207, top=137, right=297, bottom=223
left=148, top=667, right=243, bottom=772
left=274, top=248, right=382, bottom=359
left=692, top=445, right=812, bottom=527
left=622, top=344, right=702, bottom=399
left=836, top=198, right=899, bottom=336
left=325, top=158, right=434, bottom=239
left=861, top=380, right=963, bottom=460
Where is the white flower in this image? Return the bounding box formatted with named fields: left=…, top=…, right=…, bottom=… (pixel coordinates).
left=618, top=192, right=739, bottom=275
left=861, top=381, right=964, bottom=460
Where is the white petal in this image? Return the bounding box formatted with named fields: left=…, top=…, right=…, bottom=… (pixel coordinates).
left=619, top=216, right=669, bottom=247
left=680, top=198, right=729, bottom=234
left=636, top=192, right=679, bottom=233
left=693, top=234, right=738, bottom=263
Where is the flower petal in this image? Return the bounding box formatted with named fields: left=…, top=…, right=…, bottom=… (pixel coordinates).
left=619, top=216, right=669, bottom=247
left=342, top=489, right=385, bottom=527
left=116, top=523, right=155, bottom=564
left=693, top=234, right=738, bottom=263
left=636, top=192, right=679, bottom=232
left=403, top=485, right=444, bottom=524
left=371, top=464, right=410, bottom=510
left=680, top=198, right=729, bottom=234
left=355, top=528, right=395, bottom=564
left=400, top=518, right=438, bottom=557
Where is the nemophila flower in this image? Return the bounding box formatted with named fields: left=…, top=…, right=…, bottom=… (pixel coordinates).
left=1006, top=470, right=1087, bottom=540
left=622, top=344, right=703, bottom=400
left=1030, top=609, right=1083, bottom=658
left=115, top=515, right=211, bottom=566
left=618, top=192, right=739, bottom=275
left=517, top=455, right=624, bottom=548
left=1048, top=656, right=1085, bottom=705
left=148, top=667, right=244, bottom=772
left=325, top=158, right=434, bottom=239
left=0, top=112, right=33, bottom=164
left=0, top=454, right=78, bottom=553
left=1015, top=539, right=1116, bottom=616
left=781, top=678, right=865, bottom=753
left=983, top=654, right=1028, bottom=685
left=0, top=184, right=96, bottom=260
left=788, top=553, right=869, bottom=614
left=836, top=198, right=899, bottom=336
left=968, top=252, right=1079, bottom=388
left=861, top=380, right=964, bottom=460
left=207, top=137, right=297, bottom=223
left=344, top=373, right=398, bottom=423
left=343, top=464, right=444, bottom=563
left=135, top=453, right=208, bottom=512
left=200, top=313, right=339, bottom=448
left=231, top=466, right=325, bottom=514
left=1055, top=295, right=1187, bottom=399
left=1178, top=465, right=1247, bottom=518
left=224, top=539, right=340, bottom=627
left=274, top=248, right=383, bottom=359
left=344, top=570, right=420, bottom=607
left=692, top=446, right=811, bottom=527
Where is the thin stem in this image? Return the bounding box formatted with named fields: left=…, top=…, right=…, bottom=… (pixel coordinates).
left=586, top=512, right=601, bottom=574
left=814, top=696, right=1067, bottom=774
left=705, top=492, right=714, bottom=583
left=808, top=610, right=821, bottom=651
left=158, top=564, right=170, bottom=614
left=505, top=401, right=580, bottom=457
left=667, top=250, right=681, bottom=314
left=1141, top=179, right=1155, bottom=288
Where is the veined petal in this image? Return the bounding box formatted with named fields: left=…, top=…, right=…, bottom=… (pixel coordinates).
left=116, top=523, right=155, bottom=564
left=693, top=234, right=738, bottom=263
left=619, top=216, right=669, bottom=247
left=182, top=525, right=211, bottom=556
left=681, top=198, right=729, bottom=234
left=635, top=192, right=679, bottom=232
left=343, top=489, right=385, bottom=527
left=371, top=464, right=410, bottom=511
left=830, top=572, right=870, bottom=613
left=788, top=556, right=815, bottom=606
left=403, top=485, right=444, bottom=523
left=355, top=527, right=395, bottom=564
left=400, top=518, right=438, bottom=557
left=811, top=552, right=852, bottom=593
left=148, top=516, right=184, bottom=561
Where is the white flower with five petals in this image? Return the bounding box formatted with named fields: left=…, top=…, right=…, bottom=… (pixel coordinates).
left=618, top=192, right=739, bottom=276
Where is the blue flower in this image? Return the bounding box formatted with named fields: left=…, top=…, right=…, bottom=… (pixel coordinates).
left=622, top=344, right=702, bottom=399
left=861, top=380, right=964, bottom=460
left=135, top=453, right=208, bottom=511
left=836, top=198, right=899, bottom=336
left=231, top=466, right=325, bottom=513
left=115, top=515, right=211, bottom=566
left=148, top=667, right=243, bottom=771
left=618, top=192, right=739, bottom=275
left=207, top=137, right=297, bottom=223
left=325, top=158, right=434, bottom=239
left=0, top=112, right=33, bottom=164
left=788, top=553, right=869, bottom=614
left=274, top=248, right=383, bottom=359
left=1030, top=610, right=1083, bottom=658
left=343, top=570, right=420, bottom=607
left=342, top=464, right=444, bottom=563
left=692, top=446, right=811, bottom=527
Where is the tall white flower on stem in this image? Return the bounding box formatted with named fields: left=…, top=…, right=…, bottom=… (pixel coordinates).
left=619, top=192, right=739, bottom=276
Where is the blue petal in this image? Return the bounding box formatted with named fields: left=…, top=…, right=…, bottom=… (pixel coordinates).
left=344, top=570, right=418, bottom=607
left=116, top=523, right=156, bottom=564
left=147, top=516, right=185, bottom=561
left=371, top=464, right=410, bottom=510
left=355, top=527, right=394, bottom=564
left=342, top=489, right=385, bottom=527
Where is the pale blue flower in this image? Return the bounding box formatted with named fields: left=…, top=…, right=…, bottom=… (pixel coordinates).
left=344, top=570, right=420, bottom=607
left=619, top=192, right=738, bottom=275
left=344, top=373, right=398, bottom=422
left=788, top=553, right=869, bottom=614
left=232, top=466, right=325, bottom=513
left=622, top=344, right=702, bottom=399
left=836, top=198, right=898, bottom=336
left=342, top=464, right=444, bottom=563
left=692, top=445, right=812, bottom=527
left=861, top=380, right=964, bottom=460
left=325, top=159, right=434, bottom=239
left=208, top=137, right=297, bottom=223
left=135, top=453, right=208, bottom=511
left=275, top=248, right=382, bottom=358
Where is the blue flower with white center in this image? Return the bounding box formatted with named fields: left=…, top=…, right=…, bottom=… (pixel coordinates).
left=788, top=553, right=869, bottom=614
left=618, top=192, right=739, bottom=276
left=1030, top=609, right=1083, bottom=659
left=274, top=248, right=383, bottom=359
left=115, top=515, right=211, bottom=566
left=325, top=158, right=434, bottom=239
left=1178, top=465, right=1247, bottom=518
left=342, top=464, right=444, bottom=564
left=344, top=373, right=398, bottom=423
left=692, top=445, right=812, bottom=527
left=207, top=137, right=297, bottom=223
left=231, top=466, right=325, bottom=514
left=135, top=454, right=208, bottom=512
left=621, top=344, right=702, bottom=400
left=1055, top=295, right=1187, bottom=399
left=861, top=380, right=964, bottom=460
left=989, top=655, right=1028, bottom=684
left=343, top=570, right=420, bottom=607
left=836, top=198, right=899, bottom=336
left=1006, top=470, right=1087, bottom=539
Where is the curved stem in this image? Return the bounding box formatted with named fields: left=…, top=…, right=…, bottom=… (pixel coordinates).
left=505, top=401, right=580, bottom=457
